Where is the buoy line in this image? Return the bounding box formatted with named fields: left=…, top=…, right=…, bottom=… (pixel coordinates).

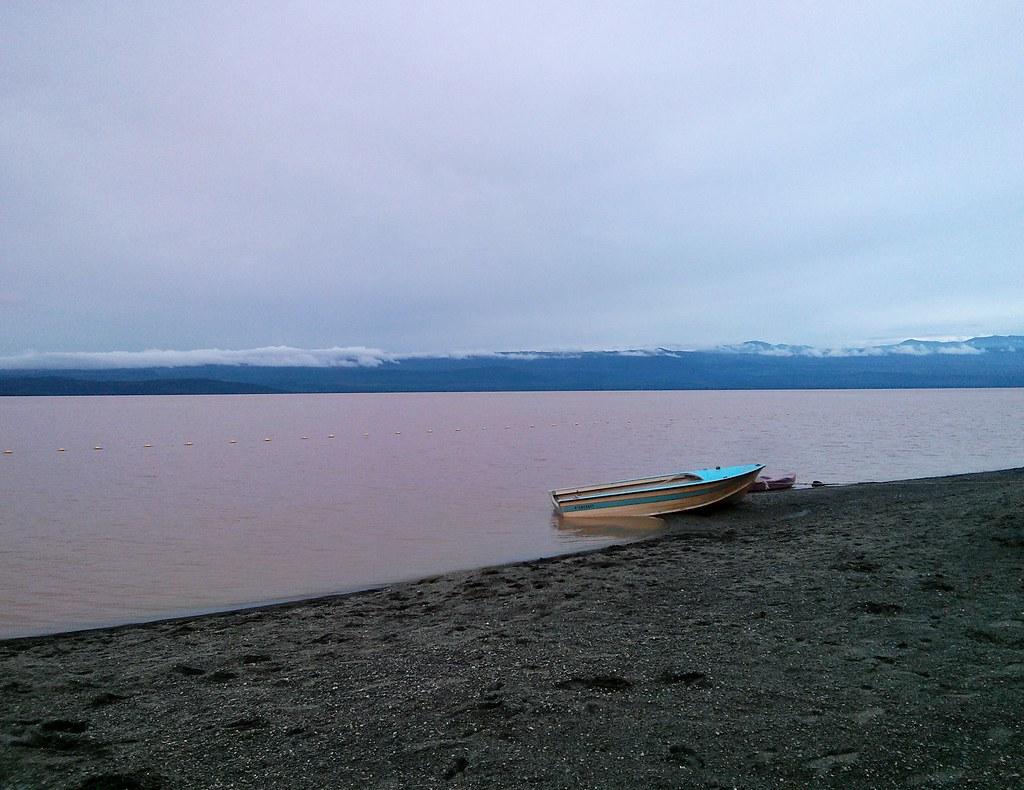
left=0, top=421, right=602, bottom=458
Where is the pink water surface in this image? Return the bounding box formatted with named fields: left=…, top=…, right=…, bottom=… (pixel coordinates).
left=1, top=389, right=1021, bottom=637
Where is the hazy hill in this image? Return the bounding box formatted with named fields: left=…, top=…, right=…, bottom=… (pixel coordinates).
left=1, top=336, right=1021, bottom=394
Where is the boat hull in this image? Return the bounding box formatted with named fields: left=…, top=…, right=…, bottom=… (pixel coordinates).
left=551, top=464, right=763, bottom=518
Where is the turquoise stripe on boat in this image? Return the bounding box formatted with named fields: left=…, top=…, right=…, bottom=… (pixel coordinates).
left=560, top=479, right=736, bottom=513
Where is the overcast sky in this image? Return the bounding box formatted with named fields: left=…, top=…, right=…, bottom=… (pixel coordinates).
left=2, top=1, right=1021, bottom=360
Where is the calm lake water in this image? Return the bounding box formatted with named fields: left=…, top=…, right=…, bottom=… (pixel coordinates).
left=2, top=389, right=1022, bottom=638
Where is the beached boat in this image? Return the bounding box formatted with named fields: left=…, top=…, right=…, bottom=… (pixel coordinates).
left=551, top=463, right=764, bottom=518
left=748, top=472, right=797, bottom=492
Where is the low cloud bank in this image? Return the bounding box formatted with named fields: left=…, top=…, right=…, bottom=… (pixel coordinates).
left=0, top=346, right=398, bottom=370
left=0, top=336, right=1016, bottom=370
left=0, top=346, right=549, bottom=370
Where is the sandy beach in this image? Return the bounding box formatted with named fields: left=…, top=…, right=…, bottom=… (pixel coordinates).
left=2, top=468, right=1023, bottom=789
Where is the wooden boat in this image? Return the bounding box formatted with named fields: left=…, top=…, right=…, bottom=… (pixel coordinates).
left=551, top=463, right=764, bottom=518
left=748, top=472, right=797, bottom=492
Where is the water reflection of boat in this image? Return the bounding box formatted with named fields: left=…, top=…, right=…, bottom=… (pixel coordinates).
left=551, top=463, right=763, bottom=518
left=553, top=514, right=666, bottom=540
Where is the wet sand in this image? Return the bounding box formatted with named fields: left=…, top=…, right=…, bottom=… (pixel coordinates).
left=2, top=469, right=1023, bottom=789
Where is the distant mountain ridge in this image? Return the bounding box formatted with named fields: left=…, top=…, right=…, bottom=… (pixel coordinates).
left=714, top=335, right=1024, bottom=357
left=1, top=336, right=1021, bottom=394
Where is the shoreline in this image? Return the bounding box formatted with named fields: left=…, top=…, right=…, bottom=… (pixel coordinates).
left=0, top=469, right=1005, bottom=646
left=3, top=468, right=1023, bottom=788
left=2, top=536, right=642, bottom=646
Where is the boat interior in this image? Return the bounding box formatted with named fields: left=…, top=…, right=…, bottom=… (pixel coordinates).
left=552, top=472, right=703, bottom=500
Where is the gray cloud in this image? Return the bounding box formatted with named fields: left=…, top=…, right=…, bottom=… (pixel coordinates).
left=0, top=291, right=25, bottom=307
left=1, top=1, right=1021, bottom=354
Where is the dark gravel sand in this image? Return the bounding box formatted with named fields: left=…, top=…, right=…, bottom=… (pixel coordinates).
left=3, top=469, right=1023, bottom=789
